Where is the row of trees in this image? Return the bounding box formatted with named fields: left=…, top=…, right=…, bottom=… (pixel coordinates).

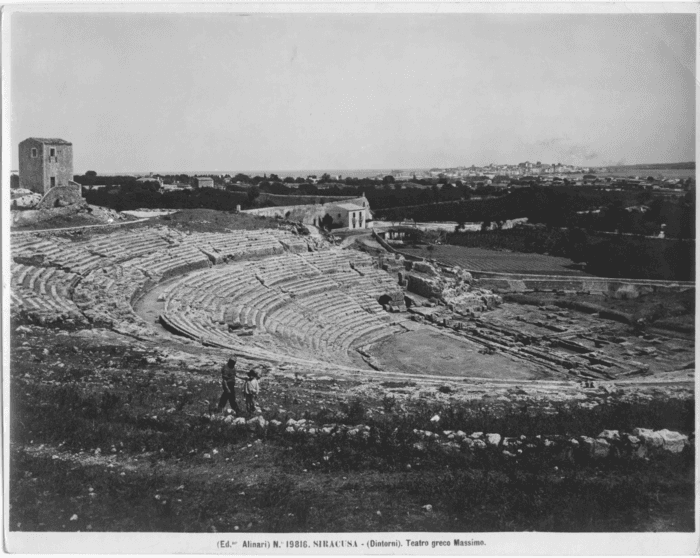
left=584, top=236, right=694, bottom=281
left=73, top=171, right=507, bottom=213
left=376, top=186, right=695, bottom=240
left=83, top=183, right=248, bottom=212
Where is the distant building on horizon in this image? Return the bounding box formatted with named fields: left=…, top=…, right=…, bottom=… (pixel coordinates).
left=19, top=138, right=74, bottom=195
left=136, top=176, right=164, bottom=186
left=193, top=176, right=215, bottom=189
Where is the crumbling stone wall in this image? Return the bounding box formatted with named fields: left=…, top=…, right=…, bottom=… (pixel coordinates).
left=477, top=274, right=693, bottom=297
left=244, top=203, right=328, bottom=225
left=406, top=272, right=442, bottom=299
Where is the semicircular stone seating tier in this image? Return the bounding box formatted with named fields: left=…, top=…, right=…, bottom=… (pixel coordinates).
left=9, top=227, right=328, bottom=341
left=160, top=250, right=408, bottom=365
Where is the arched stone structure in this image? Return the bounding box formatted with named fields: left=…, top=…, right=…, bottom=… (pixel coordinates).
left=36, top=184, right=83, bottom=210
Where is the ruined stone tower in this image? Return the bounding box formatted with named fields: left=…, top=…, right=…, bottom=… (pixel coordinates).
left=19, top=138, right=74, bottom=195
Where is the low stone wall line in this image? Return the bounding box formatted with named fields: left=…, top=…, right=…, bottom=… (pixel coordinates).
left=469, top=269, right=694, bottom=288
left=205, top=413, right=692, bottom=461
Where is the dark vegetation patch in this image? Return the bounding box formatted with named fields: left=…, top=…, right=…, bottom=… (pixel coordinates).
left=406, top=457, right=694, bottom=532
left=157, top=209, right=290, bottom=234
left=375, top=187, right=694, bottom=240
left=84, top=184, right=249, bottom=213
left=43, top=210, right=287, bottom=240
left=380, top=381, right=417, bottom=389
left=45, top=219, right=160, bottom=240
left=375, top=186, right=694, bottom=281
left=11, top=212, right=124, bottom=231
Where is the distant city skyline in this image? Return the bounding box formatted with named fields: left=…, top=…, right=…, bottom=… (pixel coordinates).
left=9, top=159, right=694, bottom=177
left=9, top=12, right=696, bottom=173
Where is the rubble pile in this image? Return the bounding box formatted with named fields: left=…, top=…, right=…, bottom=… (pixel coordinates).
left=404, top=260, right=502, bottom=316
left=11, top=188, right=42, bottom=209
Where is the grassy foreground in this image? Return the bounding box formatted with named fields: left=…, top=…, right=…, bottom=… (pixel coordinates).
left=9, top=320, right=695, bottom=533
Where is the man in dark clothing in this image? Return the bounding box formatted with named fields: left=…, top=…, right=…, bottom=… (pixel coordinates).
left=218, top=356, right=241, bottom=414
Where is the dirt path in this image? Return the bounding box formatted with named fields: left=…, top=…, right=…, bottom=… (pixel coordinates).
left=11, top=217, right=151, bottom=235
left=132, top=276, right=183, bottom=338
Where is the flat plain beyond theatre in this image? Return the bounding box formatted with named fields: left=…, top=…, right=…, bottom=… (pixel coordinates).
left=9, top=196, right=694, bottom=532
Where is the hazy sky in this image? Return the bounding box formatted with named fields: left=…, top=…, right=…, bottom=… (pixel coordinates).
left=10, top=12, right=696, bottom=173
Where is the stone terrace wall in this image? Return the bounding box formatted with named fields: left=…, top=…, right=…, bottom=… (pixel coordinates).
left=245, top=195, right=369, bottom=226
left=244, top=203, right=327, bottom=224
left=473, top=272, right=694, bottom=297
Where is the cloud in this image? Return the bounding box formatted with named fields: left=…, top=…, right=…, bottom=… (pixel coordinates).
left=535, top=136, right=568, bottom=149
left=600, top=158, right=627, bottom=167
left=563, top=144, right=599, bottom=162
left=534, top=136, right=599, bottom=164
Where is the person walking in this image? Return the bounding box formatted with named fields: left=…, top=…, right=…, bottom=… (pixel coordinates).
left=241, top=368, right=261, bottom=414
left=217, top=356, right=241, bottom=414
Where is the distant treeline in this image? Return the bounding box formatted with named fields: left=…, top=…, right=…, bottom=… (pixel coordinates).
left=376, top=187, right=695, bottom=240
left=439, top=227, right=695, bottom=281
left=76, top=175, right=694, bottom=241
left=83, top=183, right=248, bottom=212
left=377, top=187, right=634, bottom=223
left=74, top=172, right=505, bottom=212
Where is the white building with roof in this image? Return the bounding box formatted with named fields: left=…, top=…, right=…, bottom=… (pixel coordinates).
left=327, top=197, right=372, bottom=229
